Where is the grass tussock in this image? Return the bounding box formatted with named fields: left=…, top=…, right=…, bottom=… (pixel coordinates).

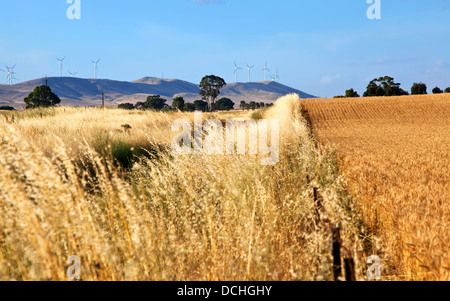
left=0, top=95, right=365, bottom=281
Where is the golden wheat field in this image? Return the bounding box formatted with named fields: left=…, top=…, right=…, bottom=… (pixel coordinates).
left=304, top=94, right=450, bottom=281
left=0, top=95, right=368, bottom=281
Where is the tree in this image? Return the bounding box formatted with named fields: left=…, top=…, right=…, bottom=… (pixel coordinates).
left=432, top=87, right=443, bottom=94
left=24, top=85, right=61, bottom=109
left=118, top=103, right=135, bottom=110
left=172, top=97, right=185, bottom=111
left=363, top=76, right=408, bottom=97
left=183, top=103, right=196, bottom=112
left=194, top=100, right=209, bottom=112
left=249, top=101, right=256, bottom=110
left=215, top=98, right=235, bottom=111
left=135, top=102, right=146, bottom=110
left=160, top=106, right=173, bottom=112
left=345, top=88, right=360, bottom=98
left=0, top=106, right=15, bottom=111
left=199, top=75, right=227, bottom=112
left=260, top=102, right=265, bottom=108
left=145, top=95, right=167, bottom=111
left=240, top=101, right=246, bottom=110
left=411, top=82, right=427, bottom=95
left=445, top=87, right=450, bottom=93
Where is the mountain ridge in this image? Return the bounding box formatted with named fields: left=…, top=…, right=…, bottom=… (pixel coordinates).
left=0, top=77, right=317, bottom=109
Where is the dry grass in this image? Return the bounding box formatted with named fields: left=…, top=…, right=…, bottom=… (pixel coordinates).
left=3, top=107, right=249, bottom=157
left=0, top=94, right=365, bottom=281
left=304, top=94, right=450, bottom=280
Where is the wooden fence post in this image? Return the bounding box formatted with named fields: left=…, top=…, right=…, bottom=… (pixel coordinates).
left=313, top=188, right=357, bottom=281
left=344, top=257, right=356, bottom=281
left=332, top=224, right=342, bottom=281
left=313, top=187, right=323, bottom=223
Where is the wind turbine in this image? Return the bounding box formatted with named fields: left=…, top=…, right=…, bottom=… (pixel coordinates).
left=262, top=61, right=270, bottom=81
left=57, top=57, right=65, bottom=77
left=246, top=64, right=254, bottom=83
left=68, top=71, right=78, bottom=78
left=5, top=65, right=17, bottom=85
left=234, top=62, right=243, bottom=83
left=271, top=68, right=280, bottom=82
left=11, top=65, right=17, bottom=85
left=92, top=59, right=101, bottom=79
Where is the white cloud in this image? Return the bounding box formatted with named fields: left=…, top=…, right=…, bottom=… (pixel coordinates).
left=321, top=74, right=341, bottom=84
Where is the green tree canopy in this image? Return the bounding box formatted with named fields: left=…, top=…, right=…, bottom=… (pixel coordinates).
left=145, top=95, right=167, bottom=111
left=194, top=100, right=209, bottom=112
left=172, top=97, right=185, bottom=111
left=183, top=103, right=196, bottom=112
left=0, top=106, right=15, bottom=111
left=215, top=98, right=235, bottom=111
left=135, top=102, right=146, bottom=110
left=432, top=87, right=443, bottom=94
left=363, top=76, right=408, bottom=97
left=24, top=85, right=61, bottom=109
left=411, top=83, right=427, bottom=95
left=445, top=87, right=450, bottom=93
left=199, top=75, right=227, bottom=112
left=345, top=88, right=360, bottom=98
left=118, top=103, right=135, bottom=110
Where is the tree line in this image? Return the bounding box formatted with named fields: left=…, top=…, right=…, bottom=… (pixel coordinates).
left=118, top=98, right=273, bottom=112
left=118, top=96, right=236, bottom=112
left=336, top=76, right=450, bottom=98
left=239, top=101, right=273, bottom=111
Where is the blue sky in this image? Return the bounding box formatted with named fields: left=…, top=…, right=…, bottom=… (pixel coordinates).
left=1, top=0, right=449, bottom=97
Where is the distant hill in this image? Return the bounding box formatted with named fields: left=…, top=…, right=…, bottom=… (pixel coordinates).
left=210, top=81, right=315, bottom=102
left=0, top=77, right=317, bottom=109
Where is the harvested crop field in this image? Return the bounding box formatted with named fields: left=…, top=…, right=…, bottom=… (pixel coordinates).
left=304, top=94, right=450, bottom=280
